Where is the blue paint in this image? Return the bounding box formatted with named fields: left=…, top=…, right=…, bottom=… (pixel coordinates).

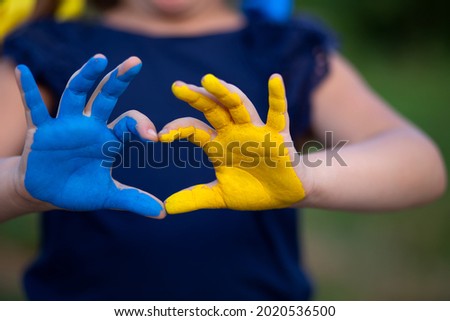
left=242, top=0, right=293, bottom=22
left=2, top=15, right=336, bottom=300
left=112, top=116, right=152, bottom=143
left=19, top=58, right=162, bottom=217
left=114, top=116, right=139, bottom=139
left=17, top=65, right=50, bottom=125
left=58, top=56, right=108, bottom=117
left=90, top=63, right=142, bottom=122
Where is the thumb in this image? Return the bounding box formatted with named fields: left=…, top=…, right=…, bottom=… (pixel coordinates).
left=165, top=181, right=225, bottom=214
left=106, top=182, right=165, bottom=218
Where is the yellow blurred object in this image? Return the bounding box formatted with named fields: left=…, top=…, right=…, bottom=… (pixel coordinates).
left=0, top=0, right=85, bottom=42
left=0, top=0, right=35, bottom=41
left=162, top=75, right=306, bottom=214
left=56, top=0, right=85, bottom=21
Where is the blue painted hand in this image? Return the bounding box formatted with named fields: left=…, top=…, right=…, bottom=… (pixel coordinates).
left=16, top=55, right=165, bottom=218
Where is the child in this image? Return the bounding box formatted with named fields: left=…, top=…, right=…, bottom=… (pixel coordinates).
left=0, top=0, right=446, bottom=300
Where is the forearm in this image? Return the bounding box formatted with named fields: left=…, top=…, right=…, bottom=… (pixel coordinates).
left=299, top=127, right=447, bottom=211
left=0, top=157, right=52, bottom=222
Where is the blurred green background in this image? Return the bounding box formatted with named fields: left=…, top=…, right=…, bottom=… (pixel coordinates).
left=0, top=0, right=449, bottom=300
left=298, top=0, right=450, bottom=300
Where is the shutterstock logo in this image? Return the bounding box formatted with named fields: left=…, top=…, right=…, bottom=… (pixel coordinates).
left=101, top=131, right=348, bottom=169
left=297, top=131, right=348, bottom=167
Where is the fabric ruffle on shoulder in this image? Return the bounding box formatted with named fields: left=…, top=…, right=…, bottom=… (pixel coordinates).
left=2, top=19, right=87, bottom=96
left=243, top=12, right=338, bottom=137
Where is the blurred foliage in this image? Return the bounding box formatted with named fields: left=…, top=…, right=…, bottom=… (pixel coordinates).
left=0, top=214, right=38, bottom=300
left=297, top=0, right=450, bottom=300
left=296, top=0, right=450, bottom=49
left=0, top=0, right=449, bottom=300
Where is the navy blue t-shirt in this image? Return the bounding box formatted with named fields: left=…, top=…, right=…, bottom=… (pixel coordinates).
left=3, top=13, right=334, bottom=300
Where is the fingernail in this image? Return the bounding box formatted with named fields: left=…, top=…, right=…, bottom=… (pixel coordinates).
left=117, top=63, right=142, bottom=80
left=147, top=129, right=157, bottom=137
left=16, top=64, right=27, bottom=74
left=90, top=55, right=107, bottom=67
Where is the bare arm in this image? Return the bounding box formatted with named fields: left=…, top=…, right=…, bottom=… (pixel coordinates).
left=151, top=63, right=446, bottom=214
left=0, top=156, right=53, bottom=221
left=0, top=57, right=165, bottom=222
left=0, top=59, right=55, bottom=156
left=299, top=54, right=447, bottom=211
left=0, top=59, right=55, bottom=221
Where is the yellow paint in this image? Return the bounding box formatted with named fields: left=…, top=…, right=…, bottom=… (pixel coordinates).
left=56, top=0, right=86, bottom=21
left=172, top=83, right=231, bottom=130
left=164, top=74, right=305, bottom=214
left=0, top=0, right=35, bottom=41
left=160, top=126, right=212, bottom=147
left=201, top=74, right=251, bottom=124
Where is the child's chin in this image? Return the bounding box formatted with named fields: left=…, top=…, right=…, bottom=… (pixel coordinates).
left=150, top=0, right=197, bottom=15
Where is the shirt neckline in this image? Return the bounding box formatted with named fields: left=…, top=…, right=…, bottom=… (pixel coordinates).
left=87, top=17, right=249, bottom=41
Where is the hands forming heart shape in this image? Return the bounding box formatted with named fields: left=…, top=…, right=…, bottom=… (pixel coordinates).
left=16, top=55, right=306, bottom=218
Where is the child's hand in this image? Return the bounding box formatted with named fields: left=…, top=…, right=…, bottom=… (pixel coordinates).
left=160, top=74, right=306, bottom=214
left=15, top=55, right=165, bottom=218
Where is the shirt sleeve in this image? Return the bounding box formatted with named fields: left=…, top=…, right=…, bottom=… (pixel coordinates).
left=1, top=18, right=85, bottom=96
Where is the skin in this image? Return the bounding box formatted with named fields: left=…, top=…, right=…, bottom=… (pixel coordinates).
left=0, top=0, right=447, bottom=222
left=103, top=0, right=245, bottom=36
left=0, top=56, right=165, bottom=222
left=160, top=74, right=306, bottom=213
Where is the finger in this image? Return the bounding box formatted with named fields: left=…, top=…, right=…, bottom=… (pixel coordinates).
left=15, top=65, right=50, bottom=127
left=165, top=181, right=225, bottom=214
left=85, top=57, right=142, bottom=121
left=266, top=74, right=289, bottom=132
left=172, top=81, right=232, bottom=130
left=107, top=181, right=166, bottom=219
left=159, top=117, right=215, bottom=147
left=58, top=54, right=108, bottom=117
left=108, top=110, right=158, bottom=142
left=201, top=74, right=263, bottom=125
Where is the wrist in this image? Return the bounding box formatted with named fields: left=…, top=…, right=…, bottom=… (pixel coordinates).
left=292, top=152, right=323, bottom=208
left=10, top=156, right=54, bottom=214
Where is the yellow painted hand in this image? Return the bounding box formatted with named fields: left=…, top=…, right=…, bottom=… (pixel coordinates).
left=160, top=74, right=305, bottom=214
